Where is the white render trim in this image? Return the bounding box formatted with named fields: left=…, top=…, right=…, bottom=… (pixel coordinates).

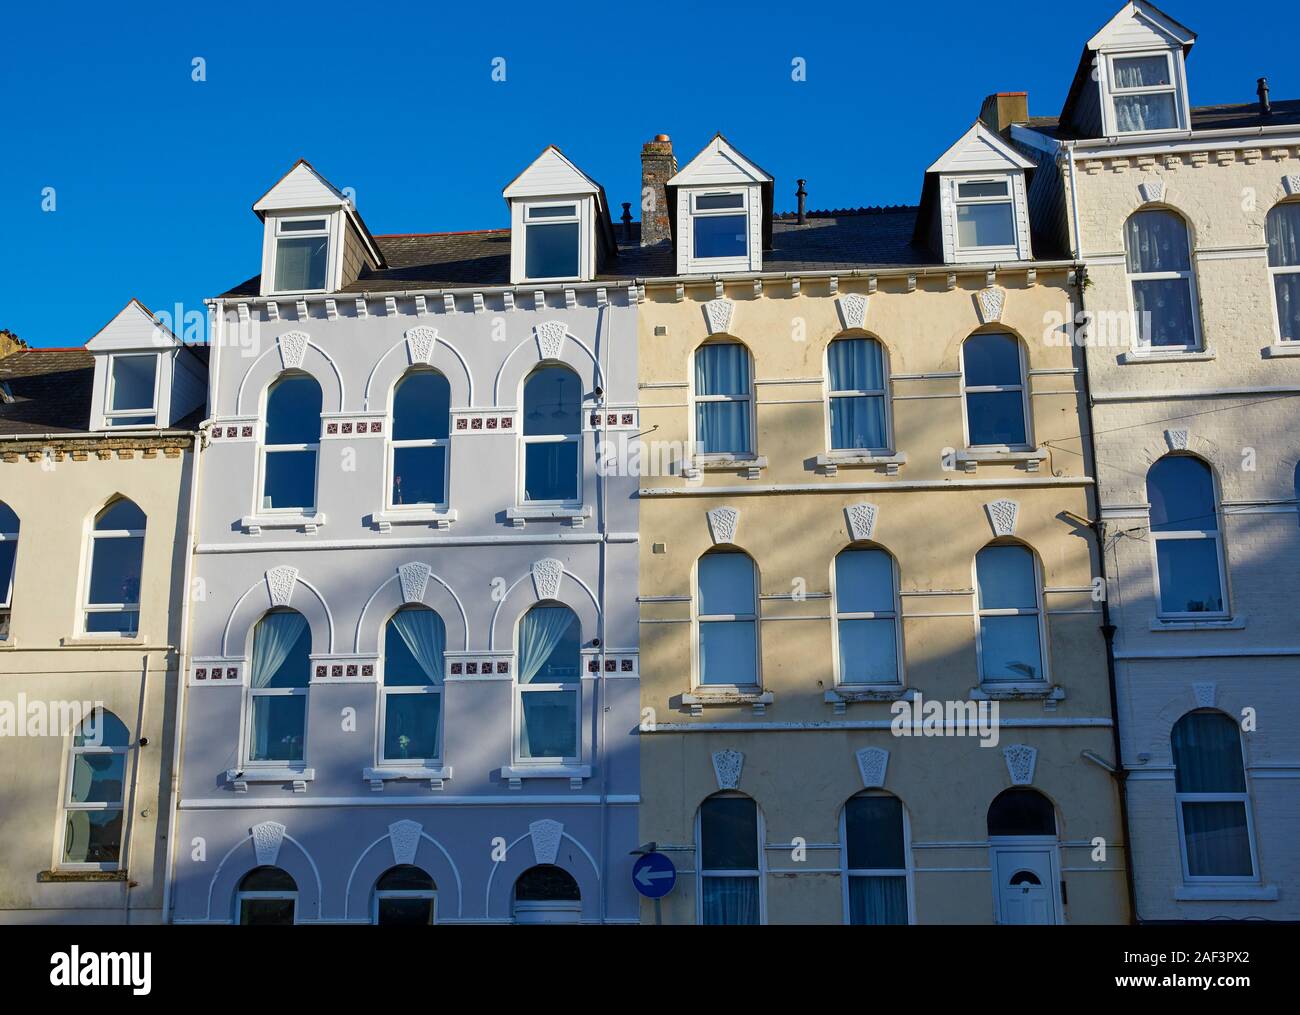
left=179, top=794, right=639, bottom=809
left=641, top=476, right=1091, bottom=496
left=643, top=718, right=1113, bottom=732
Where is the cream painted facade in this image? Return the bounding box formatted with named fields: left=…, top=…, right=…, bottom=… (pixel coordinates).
left=636, top=269, right=1129, bottom=924
left=0, top=434, right=194, bottom=923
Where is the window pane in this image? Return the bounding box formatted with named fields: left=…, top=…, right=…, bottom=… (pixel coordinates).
left=105, top=415, right=155, bottom=427
left=527, top=205, right=576, bottom=219
left=698, top=552, right=754, bottom=614
left=701, top=796, right=758, bottom=869
left=524, top=367, right=581, bottom=436
left=1266, top=203, right=1300, bottom=267
left=377, top=897, right=434, bottom=925
left=695, top=193, right=744, bottom=210
left=240, top=898, right=296, bottom=926
left=75, top=710, right=130, bottom=748
left=828, top=338, right=884, bottom=391
left=701, top=877, right=760, bottom=924
left=830, top=396, right=887, bottom=450
left=519, top=690, right=577, bottom=758
left=838, top=619, right=898, bottom=683
left=525, top=222, right=580, bottom=279
left=110, top=355, right=157, bottom=411
left=242, top=867, right=296, bottom=892
left=96, top=500, right=145, bottom=530
left=63, top=810, right=122, bottom=864
left=265, top=376, right=322, bottom=445
left=1133, top=278, right=1196, bottom=348
left=957, top=180, right=1009, bottom=198
left=69, top=753, right=125, bottom=804
left=963, top=334, right=1022, bottom=387
left=88, top=536, right=143, bottom=605
left=1147, top=456, right=1217, bottom=531
left=524, top=441, right=578, bottom=502
left=263, top=450, right=317, bottom=510
left=1115, top=93, right=1178, bottom=131
left=275, top=235, right=329, bottom=290
left=0, top=540, right=17, bottom=603
left=979, top=615, right=1042, bottom=682
left=1155, top=540, right=1224, bottom=614
left=384, top=609, right=444, bottom=686
left=1274, top=275, right=1300, bottom=342
left=695, top=344, right=750, bottom=396
left=988, top=789, right=1056, bottom=835
left=1126, top=211, right=1191, bottom=273
left=1182, top=802, right=1253, bottom=877
left=695, top=401, right=751, bottom=454
left=966, top=391, right=1026, bottom=446
left=85, top=610, right=139, bottom=635
left=1172, top=712, right=1246, bottom=792
left=384, top=693, right=440, bottom=760
left=1113, top=55, right=1171, bottom=88
left=378, top=866, right=434, bottom=891
left=977, top=545, right=1036, bottom=609
left=393, top=372, right=450, bottom=440
left=836, top=549, right=894, bottom=613
left=280, top=218, right=327, bottom=232
left=252, top=613, right=310, bottom=688
left=249, top=695, right=306, bottom=762
left=848, top=876, right=908, bottom=924
left=699, top=621, right=757, bottom=685
left=392, top=446, right=446, bottom=506
left=693, top=214, right=748, bottom=258
left=956, top=202, right=1015, bottom=248
left=845, top=795, right=905, bottom=869
left=520, top=606, right=580, bottom=682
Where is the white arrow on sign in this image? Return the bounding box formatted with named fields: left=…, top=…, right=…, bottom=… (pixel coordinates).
left=635, top=867, right=674, bottom=888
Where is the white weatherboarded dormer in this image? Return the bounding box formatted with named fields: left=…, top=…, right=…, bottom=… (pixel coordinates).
left=1061, top=2, right=1195, bottom=139
left=502, top=146, right=615, bottom=285
left=920, top=122, right=1035, bottom=264
left=253, top=159, right=385, bottom=296
left=667, top=135, right=772, bottom=276
left=86, top=300, right=206, bottom=431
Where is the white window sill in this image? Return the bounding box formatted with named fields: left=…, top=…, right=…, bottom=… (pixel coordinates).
left=1150, top=616, right=1243, bottom=631
left=505, top=505, right=592, bottom=528
left=1262, top=344, right=1300, bottom=359
left=1118, top=349, right=1214, bottom=364
left=955, top=448, right=1047, bottom=473
left=364, top=765, right=452, bottom=790
left=1174, top=883, right=1278, bottom=902
left=241, top=513, right=325, bottom=535
left=683, top=455, right=768, bottom=480
left=816, top=451, right=907, bottom=476
left=970, top=683, right=1066, bottom=709
left=372, top=508, right=457, bottom=532
left=62, top=636, right=146, bottom=647
left=499, top=764, right=591, bottom=790
left=825, top=685, right=914, bottom=713
left=682, top=688, right=773, bottom=716
left=226, top=767, right=315, bottom=792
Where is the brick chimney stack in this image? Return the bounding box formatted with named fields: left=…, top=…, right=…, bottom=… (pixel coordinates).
left=978, top=92, right=1029, bottom=134
left=640, top=134, right=676, bottom=247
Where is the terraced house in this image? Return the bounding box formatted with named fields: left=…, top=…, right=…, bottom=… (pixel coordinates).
left=631, top=131, right=1128, bottom=924
left=1013, top=0, right=1300, bottom=920
left=0, top=304, right=205, bottom=923
left=168, top=154, right=642, bottom=924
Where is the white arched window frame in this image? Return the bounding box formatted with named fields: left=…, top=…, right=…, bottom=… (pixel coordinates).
left=1125, top=208, right=1202, bottom=352
left=825, top=336, right=891, bottom=454
left=258, top=372, right=322, bottom=514
left=0, top=502, right=18, bottom=640
left=691, top=340, right=754, bottom=459
left=82, top=499, right=146, bottom=637
left=839, top=791, right=914, bottom=925
left=379, top=606, right=445, bottom=767
left=693, top=550, right=761, bottom=690
left=1266, top=201, right=1300, bottom=345
left=961, top=332, right=1031, bottom=451
left=386, top=369, right=451, bottom=512
left=696, top=792, right=765, bottom=925
left=60, top=709, right=131, bottom=871
left=519, top=365, right=583, bottom=507
left=831, top=545, right=902, bottom=688
left=244, top=609, right=311, bottom=767
left=973, top=542, right=1047, bottom=685
left=1171, top=711, right=1259, bottom=883
left=1146, top=455, right=1228, bottom=620
left=514, top=603, right=582, bottom=766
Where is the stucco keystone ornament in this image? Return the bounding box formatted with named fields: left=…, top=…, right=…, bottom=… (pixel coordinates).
left=837, top=293, right=869, bottom=331
left=985, top=499, right=1019, bottom=538
left=535, top=321, right=567, bottom=361
left=265, top=566, right=299, bottom=607
left=405, top=325, right=437, bottom=365
left=1003, top=744, right=1037, bottom=786
left=1139, top=178, right=1165, bottom=204
left=706, top=506, right=740, bottom=545
left=1164, top=428, right=1190, bottom=451
left=1285, top=175, right=1300, bottom=198
left=388, top=820, right=422, bottom=866
left=703, top=298, right=734, bottom=335
left=251, top=821, right=286, bottom=866
left=1192, top=682, right=1217, bottom=708
left=975, top=286, right=1006, bottom=324
left=856, top=747, right=890, bottom=789
left=529, top=819, right=564, bottom=866
left=531, top=558, right=564, bottom=601
left=845, top=502, right=878, bottom=542
left=712, top=749, right=744, bottom=790
left=398, top=562, right=432, bottom=604
left=277, top=330, right=309, bottom=370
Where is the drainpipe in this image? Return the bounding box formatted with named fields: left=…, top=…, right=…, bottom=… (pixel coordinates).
left=120, top=659, right=148, bottom=924
left=594, top=296, right=612, bottom=923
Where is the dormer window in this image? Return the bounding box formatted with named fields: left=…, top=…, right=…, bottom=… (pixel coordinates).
left=954, top=179, right=1016, bottom=252
left=691, top=192, right=749, bottom=260
left=273, top=216, right=331, bottom=292
left=668, top=135, right=772, bottom=275
left=524, top=202, right=581, bottom=281
left=105, top=353, right=158, bottom=427
left=1109, top=52, right=1180, bottom=132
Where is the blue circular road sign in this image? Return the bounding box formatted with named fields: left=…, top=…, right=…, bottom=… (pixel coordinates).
left=632, top=851, right=677, bottom=899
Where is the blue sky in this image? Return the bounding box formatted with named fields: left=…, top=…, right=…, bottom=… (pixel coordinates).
left=0, top=0, right=1290, bottom=347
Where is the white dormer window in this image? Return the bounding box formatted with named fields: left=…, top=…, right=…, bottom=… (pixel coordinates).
left=691, top=191, right=749, bottom=260
left=105, top=353, right=159, bottom=427
left=954, top=179, right=1016, bottom=252
left=1109, top=52, right=1180, bottom=132
left=523, top=202, right=581, bottom=281
left=272, top=216, right=331, bottom=292
left=926, top=122, right=1034, bottom=264
left=669, top=135, right=772, bottom=276
left=503, top=146, right=610, bottom=285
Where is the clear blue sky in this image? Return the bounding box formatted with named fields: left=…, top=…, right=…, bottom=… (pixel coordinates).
left=0, top=0, right=1290, bottom=347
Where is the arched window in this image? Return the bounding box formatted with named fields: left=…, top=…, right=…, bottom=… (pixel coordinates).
left=389, top=369, right=450, bottom=508
left=833, top=547, right=900, bottom=686
left=248, top=608, right=311, bottom=763
left=961, top=333, right=1027, bottom=448
left=987, top=789, right=1057, bottom=837
left=1266, top=202, right=1300, bottom=343
left=694, top=342, right=752, bottom=455
left=237, top=866, right=298, bottom=925
left=373, top=865, right=436, bottom=925
left=1171, top=711, right=1256, bottom=879
left=698, top=793, right=761, bottom=925
left=842, top=792, right=909, bottom=925
left=83, top=498, right=145, bottom=636
left=827, top=337, right=888, bottom=451
left=1146, top=455, right=1226, bottom=616
left=381, top=606, right=445, bottom=764
left=522, top=366, right=581, bottom=504
left=514, top=865, right=581, bottom=924
left=261, top=373, right=322, bottom=511
left=1125, top=209, right=1200, bottom=350
left=516, top=604, right=580, bottom=762
left=975, top=543, right=1045, bottom=683
left=0, top=502, right=18, bottom=640
left=695, top=550, right=759, bottom=688
left=62, top=709, right=130, bottom=869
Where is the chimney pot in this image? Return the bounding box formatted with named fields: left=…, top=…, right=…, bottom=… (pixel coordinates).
left=796, top=179, right=807, bottom=224
left=640, top=134, right=677, bottom=247
left=620, top=202, right=633, bottom=243
left=1258, top=77, right=1272, bottom=115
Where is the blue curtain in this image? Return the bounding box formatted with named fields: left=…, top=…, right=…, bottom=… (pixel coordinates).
left=1171, top=713, right=1245, bottom=793
left=1126, top=211, right=1190, bottom=273
left=1181, top=802, right=1253, bottom=877
left=702, top=877, right=760, bottom=925
left=518, top=606, right=576, bottom=683
left=390, top=609, right=445, bottom=685
left=695, top=344, right=751, bottom=454
left=251, top=612, right=308, bottom=688
left=829, top=341, right=887, bottom=450
left=848, top=876, right=908, bottom=925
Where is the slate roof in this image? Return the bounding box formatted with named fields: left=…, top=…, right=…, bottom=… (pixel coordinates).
left=0, top=348, right=94, bottom=435
left=1026, top=99, right=1300, bottom=141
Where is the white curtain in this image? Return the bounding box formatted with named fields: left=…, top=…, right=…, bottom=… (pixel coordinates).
left=849, top=876, right=908, bottom=925
left=518, top=606, right=576, bottom=683
left=1126, top=211, right=1190, bottom=273
left=390, top=609, right=445, bottom=685
left=250, top=612, right=308, bottom=688
left=1267, top=204, right=1300, bottom=267
left=702, top=877, right=760, bottom=925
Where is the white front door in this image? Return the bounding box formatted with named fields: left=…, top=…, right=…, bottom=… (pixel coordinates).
left=992, top=847, right=1059, bottom=925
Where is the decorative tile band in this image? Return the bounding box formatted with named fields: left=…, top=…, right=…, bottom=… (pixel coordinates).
left=310, top=655, right=379, bottom=682
left=191, top=658, right=243, bottom=686
left=322, top=418, right=385, bottom=438
left=452, top=413, right=514, bottom=432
